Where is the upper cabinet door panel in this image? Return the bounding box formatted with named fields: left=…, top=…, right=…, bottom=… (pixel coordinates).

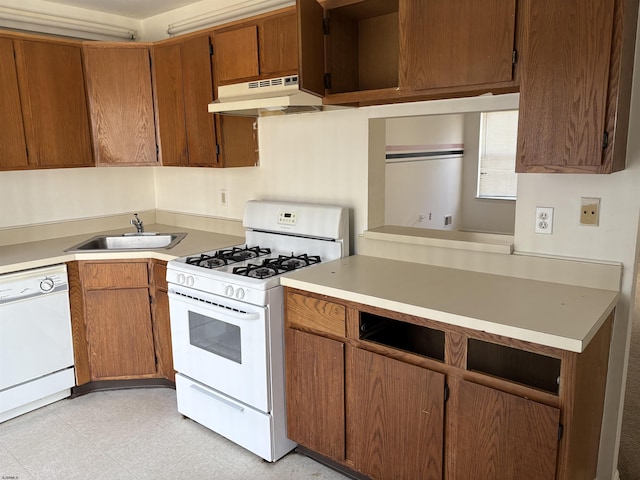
left=260, top=11, right=298, bottom=76
left=152, top=42, right=189, bottom=167
left=0, top=38, right=28, bottom=169
left=399, top=0, right=517, bottom=90
left=213, top=25, right=260, bottom=84
left=516, top=0, right=615, bottom=171
left=84, top=45, right=157, bottom=166
left=180, top=35, right=218, bottom=167
left=297, top=0, right=326, bottom=96
left=15, top=39, right=93, bottom=168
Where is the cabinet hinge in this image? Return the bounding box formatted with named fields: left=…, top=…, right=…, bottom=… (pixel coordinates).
left=444, top=383, right=450, bottom=402
left=512, top=49, right=518, bottom=65
left=558, top=423, right=564, bottom=440
left=209, top=43, right=214, bottom=56
left=149, top=294, right=153, bottom=304
left=216, top=144, right=220, bottom=156
left=324, top=73, right=332, bottom=90
left=603, top=131, right=609, bottom=150
left=322, top=17, right=330, bottom=35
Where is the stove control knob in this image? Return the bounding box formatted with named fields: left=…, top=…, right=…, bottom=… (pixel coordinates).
left=224, top=285, right=234, bottom=297
left=235, top=288, right=245, bottom=300
left=186, top=276, right=195, bottom=287
left=177, top=273, right=186, bottom=285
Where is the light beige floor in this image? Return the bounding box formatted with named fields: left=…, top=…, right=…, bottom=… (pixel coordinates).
left=0, top=387, right=350, bottom=480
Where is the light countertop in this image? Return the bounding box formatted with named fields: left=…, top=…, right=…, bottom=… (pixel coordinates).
left=280, top=255, right=620, bottom=353
left=0, top=224, right=244, bottom=275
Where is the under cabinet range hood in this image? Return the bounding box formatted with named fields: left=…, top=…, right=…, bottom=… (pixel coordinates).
left=208, top=75, right=323, bottom=116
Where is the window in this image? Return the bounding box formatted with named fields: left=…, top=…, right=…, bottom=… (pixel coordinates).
left=477, top=110, right=518, bottom=199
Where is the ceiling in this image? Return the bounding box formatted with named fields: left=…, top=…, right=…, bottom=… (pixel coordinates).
left=43, top=0, right=203, bottom=19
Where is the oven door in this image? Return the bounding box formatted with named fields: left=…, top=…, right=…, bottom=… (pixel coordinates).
left=168, top=287, right=270, bottom=412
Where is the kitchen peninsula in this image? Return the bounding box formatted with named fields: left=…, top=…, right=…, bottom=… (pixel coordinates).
left=281, top=254, right=620, bottom=479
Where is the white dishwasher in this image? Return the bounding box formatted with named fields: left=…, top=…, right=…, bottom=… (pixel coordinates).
left=0, top=264, right=76, bottom=423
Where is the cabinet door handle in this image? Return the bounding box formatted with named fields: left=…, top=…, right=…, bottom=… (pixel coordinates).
left=190, top=384, right=244, bottom=412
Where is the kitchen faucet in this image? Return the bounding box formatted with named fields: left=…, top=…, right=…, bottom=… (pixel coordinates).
left=131, top=213, right=144, bottom=233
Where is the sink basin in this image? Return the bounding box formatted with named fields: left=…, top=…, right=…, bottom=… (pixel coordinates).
left=66, top=232, right=187, bottom=251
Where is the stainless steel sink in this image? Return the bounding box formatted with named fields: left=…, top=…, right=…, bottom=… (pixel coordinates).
left=65, top=232, right=187, bottom=251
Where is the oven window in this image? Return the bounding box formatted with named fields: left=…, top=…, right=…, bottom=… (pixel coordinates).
left=188, top=311, right=242, bottom=364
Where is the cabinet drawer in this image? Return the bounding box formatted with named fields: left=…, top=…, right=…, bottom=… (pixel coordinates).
left=286, top=291, right=346, bottom=337
left=81, top=261, right=149, bottom=288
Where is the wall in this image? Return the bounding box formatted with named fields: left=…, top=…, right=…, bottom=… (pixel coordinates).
left=384, top=115, right=464, bottom=230
left=0, top=167, right=155, bottom=229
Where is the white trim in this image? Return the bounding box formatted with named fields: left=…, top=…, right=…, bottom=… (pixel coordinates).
left=166, top=0, right=294, bottom=36
left=0, top=6, right=136, bottom=40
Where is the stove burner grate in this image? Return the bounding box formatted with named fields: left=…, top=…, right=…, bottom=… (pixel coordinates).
left=185, top=246, right=271, bottom=269
left=232, top=253, right=322, bottom=279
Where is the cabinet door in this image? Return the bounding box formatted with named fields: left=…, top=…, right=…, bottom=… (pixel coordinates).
left=0, top=38, right=28, bottom=169
left=399, top=0, right=516, bottom=90
left=84, top=45, right=158, bottom=166
left=297, top=0, right=326, bottom=97
left=260, top=11, right=298, bottom=77
left=153, top=42, right=189, bottom=167
left=348, top=348, right=444, bottom=480
left=285, top=328, right=345, bottom=460
left=84, top=288, right=156, bottom=380
left=516, top=0, right=615, bottom=172
left=215, top=115, right=258, bottom=167
left=181, top=35, right=219, bottom=167
left=15, top=39, right=93, bottom=168
left=446, top=378, right=559, bottom=480
left=151, top=261, right=174, bottom=381
left=213, top=25, right=259, bottom=85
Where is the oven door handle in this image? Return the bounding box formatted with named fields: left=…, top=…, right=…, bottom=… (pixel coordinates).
left=168, top=290, right=262, bottom=321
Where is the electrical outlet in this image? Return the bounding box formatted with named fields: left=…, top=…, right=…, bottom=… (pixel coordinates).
left=220, top=189, right=228, bottom=207
left=444, top=215, right=453, bottom=226
left=535, top=207, right=554, bottom=234
left=580, top=197, right=600, bottom=226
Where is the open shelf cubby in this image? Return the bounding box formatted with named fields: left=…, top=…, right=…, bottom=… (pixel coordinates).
left=467, top=338, right=561, bottom=394
left=359, top=312, right=445, bottom=361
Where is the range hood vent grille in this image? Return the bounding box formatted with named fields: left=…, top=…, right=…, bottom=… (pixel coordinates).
left=208, top=75, right=323, bottom=117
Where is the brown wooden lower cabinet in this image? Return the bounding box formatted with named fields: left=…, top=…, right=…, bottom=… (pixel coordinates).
left=285, top=328, right=345, bottom=460
left=284, top=287, right=613, bottom=480
left=446, top=377, right=559, bottom=480
left=84, top=288, right=156, bottom=379
left=348, top=347, right=444, bottom=480
left=68, top=259, right=175, bottom=386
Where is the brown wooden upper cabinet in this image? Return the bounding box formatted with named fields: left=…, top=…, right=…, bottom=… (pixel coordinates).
left=83, top=43, right=158, bottom=166
left=153, top=33, right=258, bottom=168
left=153, top=34, right=219, bottom=167
left=516, top=0, right=639, bottom=173
left=0, top=34, right=93, bottom=170
left=298, top=0, right=518, bottom=105
left=211, top=7, right=297, bottom=86
left=0, top=37, right=28, bottom=170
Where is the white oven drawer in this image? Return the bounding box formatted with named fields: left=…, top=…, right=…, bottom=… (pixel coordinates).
left=175, top=374, right=275, bottom=461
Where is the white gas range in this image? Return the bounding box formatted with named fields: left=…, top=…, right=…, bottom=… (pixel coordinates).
left=166, top=200, right=349, bottom=462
